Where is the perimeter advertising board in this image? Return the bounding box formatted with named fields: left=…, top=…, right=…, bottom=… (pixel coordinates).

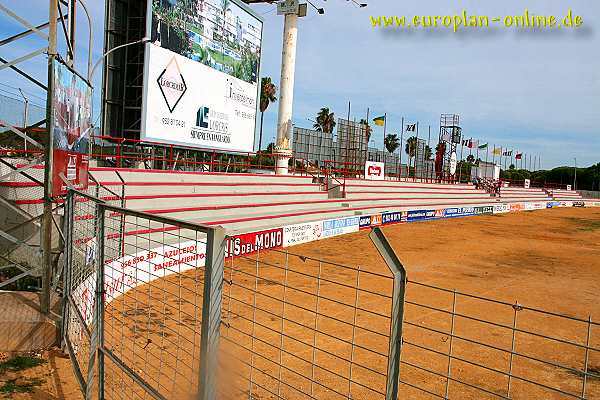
left=322, top=216, right=360, bottom=238
left=51, top=61, right=91, bottom=196
left=283, top=221, right=323, bottom=247
left=142, top=0, right=262, bottom=152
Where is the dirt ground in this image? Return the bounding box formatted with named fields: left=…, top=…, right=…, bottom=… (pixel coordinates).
left=4, top=207, right=600, bottom=399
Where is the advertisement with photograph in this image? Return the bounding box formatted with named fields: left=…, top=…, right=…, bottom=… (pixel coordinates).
left=51, top=61, right=91, bottom=196
left=143, top=0, right=262, bottom=152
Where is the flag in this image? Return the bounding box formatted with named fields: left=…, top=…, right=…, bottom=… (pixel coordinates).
left=406, top=123, right=416, bottom=132
left=503, top=150, right=513, bottom=157
left=373, top=116, right=385, bottom=126
left=515, top=153, right=523, bottom=160
left=461, top=139, right=470, bottom=146
left=469, top=139, right=479, bottom=148
left=478, top=143, right=488, bottom=149
left=492, top=147, right=502, bottom=156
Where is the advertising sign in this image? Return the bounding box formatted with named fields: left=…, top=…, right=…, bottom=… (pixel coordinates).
left=142, top=0, right=262, bottom=152
left=407, top=209, right=436, bottom=222
left=475, top=205, right=494, bottom=215
left=449, top=151, right=458, bottom=175
left=382, top=211, right=404, bottom=225
left=566, top=185, right=572, bottom=191
left=51, top=61, right=91, bottom=196
left=524, top=179, right=530, bottom=189
left=493, top=204, right=510, bottom=214
left=283, top=221, right=322, bottom=247
left=322, top=216, right=359, bottom=238
left=359, top=216, right=373, bottom=229
left=546, top=201, right=560, bottom=208
left=226, top=228, right=283, bottom=257
left=510, top=203, right=524, bottom=212
left=444, top=206, right=476, bottom=218
left=277, top=0, right=299, bottom=14
left=572, top=201, right=585, bottom=208
left=365, top=161, right=385, bottom=181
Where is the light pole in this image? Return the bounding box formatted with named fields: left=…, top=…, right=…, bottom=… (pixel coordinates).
left=90, top=37, right=149, bottom=82
left=573, top=157, right=577, bottom=190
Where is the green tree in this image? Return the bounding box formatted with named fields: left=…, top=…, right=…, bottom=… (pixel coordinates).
left=359, top=118, right=372, bottom=143
left=384, top=134, right=400, bottom=154
left=258, top=77, right=277, bottom=150
left=314, top=108, right=336, bottom=133
left=424, top=145, right=433, bottom=160
left=466, top=154, right=475, bottom=164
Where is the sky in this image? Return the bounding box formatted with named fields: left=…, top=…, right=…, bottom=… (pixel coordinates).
left=0, top=0, right=599, bottom=169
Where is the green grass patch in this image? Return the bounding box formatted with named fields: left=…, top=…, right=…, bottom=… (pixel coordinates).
left=0, top=378, right=44, bottom=394
left=0, top=356, right=45, bottom=374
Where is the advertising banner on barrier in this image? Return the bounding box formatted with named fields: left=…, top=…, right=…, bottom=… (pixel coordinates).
left=444, top=206, right=477, bottom=218
left=510, top=203, right=525, bottom=212
left=560, top=201, right=573, bottom=208
left=475, top=205, right=494, bottom=215
left=547, top=201, right=560, bottom=208
left=524, top=202, right=535, bottom=211
left=532, top=202, right=546, bottom=210
left=494, top=204, right=510, bottom=214
left=322, top=216, right=360, bottom=238
left=359, top=216, right=373, bottom=229
left=226, top=228, right=283, bottom=257
left=382, top=211, right=405, bottom=225
left=365, top=161, right=385, bottom=181
left=283, top=221, right=323, bottom=247
left=51, top=61, right=92, bottom=196
left=141, top=0, right=262, bottom=152
left=572, top=201, right=585, bottom=208
left=407, top=209, right=437, bottom=222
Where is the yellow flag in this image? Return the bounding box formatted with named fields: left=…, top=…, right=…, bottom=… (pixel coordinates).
left=373, top=116, right=385, bottom=126
left=493, top=147, right=502, bottom=156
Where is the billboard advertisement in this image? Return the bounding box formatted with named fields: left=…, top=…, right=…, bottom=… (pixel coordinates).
left=51, top=61, right=91, bottom=196
left=444, top=206, right=476, bottom=218
left=382, top=211, right=405, bottom=225
left=142, top=0, right=262, bottom=152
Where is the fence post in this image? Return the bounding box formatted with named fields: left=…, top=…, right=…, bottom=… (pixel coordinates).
left=87, top=203, right=106, bottom=400
left=368, top=227, right=407, bottom=400
left=198, top=226, right=226, bottom=400
left=60, top=190, right=74, bottom=346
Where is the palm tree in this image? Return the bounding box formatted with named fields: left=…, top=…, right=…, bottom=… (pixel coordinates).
left=258, top=77, right=277, bottom=150
left=384, top=134, right=400, bottom=154
left=424, top=145, right=432, bottom=160
left=313, top=108, right=336, bottom=133
left=359, top=118, right=372, bottom=143
left=405, top=136, right=418, bottom=177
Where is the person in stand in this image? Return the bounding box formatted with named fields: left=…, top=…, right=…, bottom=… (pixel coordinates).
left=472, top=176, right=480, bottom=190
left=495, top=180, right=502, bottom=196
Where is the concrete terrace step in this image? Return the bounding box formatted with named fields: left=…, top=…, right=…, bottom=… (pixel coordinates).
left=345, top=179, right=475, bottom=190
left=345, top=191, right=491, bottom=199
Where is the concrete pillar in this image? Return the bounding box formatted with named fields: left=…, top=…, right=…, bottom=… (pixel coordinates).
left=274, top=13, right=298, bottom=175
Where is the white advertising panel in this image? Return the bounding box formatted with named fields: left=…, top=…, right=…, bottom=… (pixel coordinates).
left=283, top=221, right=323, bottom=247
left=566, top=185, right=572, bottom=191
left=142, top=0, right=262, bottom=152
left=322, top=216, right=360, bottom=238
left=365, top=161, right=385, bottom=180
left=493, top=204, right=510, bottom=214
left=524, top=179, right=530, bottom=189
left=449, top=152, right=457, bottom=175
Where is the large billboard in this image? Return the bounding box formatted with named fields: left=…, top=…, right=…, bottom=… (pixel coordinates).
left=141, top=0, right=262, bottom=153
left=51, top=61, right=91, bottom=196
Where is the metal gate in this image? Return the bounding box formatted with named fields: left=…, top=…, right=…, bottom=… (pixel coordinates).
left=61, top=188, right=225, bottom=399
